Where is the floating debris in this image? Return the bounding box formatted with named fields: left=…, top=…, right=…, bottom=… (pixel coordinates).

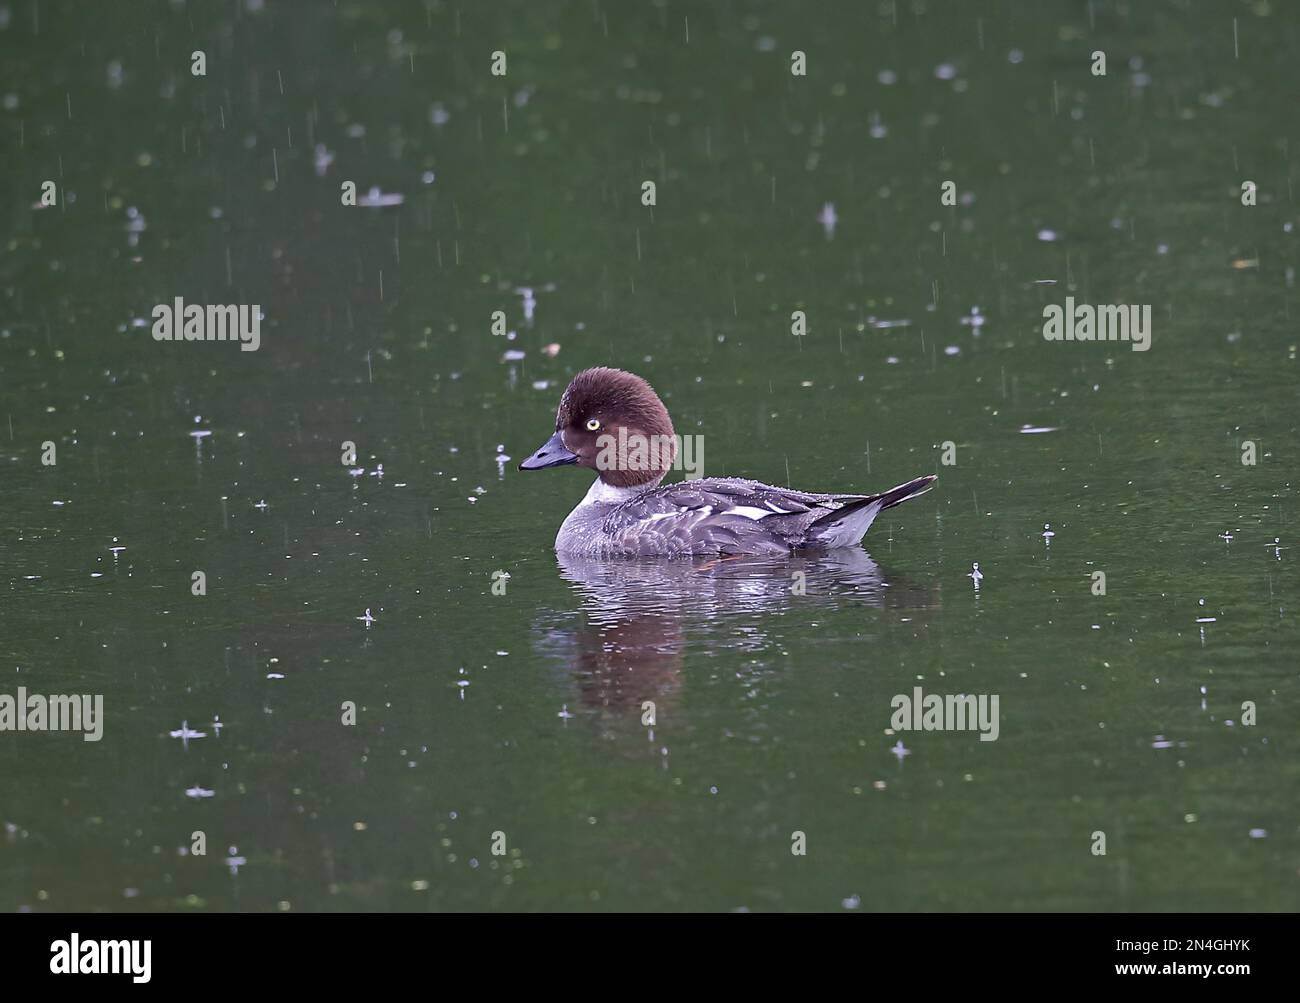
left=358, top=186, right=404, bottom=207
left=516, top=286, right=538, bottom=323
left=124, top=206, right=147, bottom=248
left=225, top=846, right=247, bottom=875
left=312, top=144, right=334, bottom=176
left=817, top=201, right=838, bottom=239
left=169, top=721, right=207, bottom=749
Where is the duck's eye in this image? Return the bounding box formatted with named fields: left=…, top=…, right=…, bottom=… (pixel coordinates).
left=585, top=418, right=601, bottom=432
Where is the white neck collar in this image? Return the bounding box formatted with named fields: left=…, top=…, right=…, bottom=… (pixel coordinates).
left=579, top=474, right=664, bottom=506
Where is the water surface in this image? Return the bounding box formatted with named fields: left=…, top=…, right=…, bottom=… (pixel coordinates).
left=1, top=0, right=1297, bottom=912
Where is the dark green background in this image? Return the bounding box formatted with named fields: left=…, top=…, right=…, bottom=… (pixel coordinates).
left=1, top=0, right=1296, bottom=911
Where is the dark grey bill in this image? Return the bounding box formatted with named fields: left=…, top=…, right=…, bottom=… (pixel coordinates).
left=519, top=431, right=579, bottom=470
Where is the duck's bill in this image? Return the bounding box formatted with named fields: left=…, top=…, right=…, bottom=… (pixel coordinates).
left=519, top=431, right=579, bottom=470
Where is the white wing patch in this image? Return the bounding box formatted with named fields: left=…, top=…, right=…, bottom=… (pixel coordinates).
left=724, top=505, right=780, bottom=520
left=645, top=505, right=710, bottom=525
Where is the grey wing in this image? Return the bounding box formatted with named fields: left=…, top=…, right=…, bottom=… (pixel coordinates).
left=607, top=478, right=857, bottom=555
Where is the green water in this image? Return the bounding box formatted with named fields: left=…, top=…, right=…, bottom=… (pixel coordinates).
left=1, top=0, right=1297, bottom=912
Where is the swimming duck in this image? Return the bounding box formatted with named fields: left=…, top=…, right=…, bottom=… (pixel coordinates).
left=519, top=367, right=936, bottom=557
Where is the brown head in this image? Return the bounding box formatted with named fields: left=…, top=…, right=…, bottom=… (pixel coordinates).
left=519, top=367, right=677, bottom=488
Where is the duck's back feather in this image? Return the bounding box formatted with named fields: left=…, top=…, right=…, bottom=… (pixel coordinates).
left=575, top=475, right=935, bottom=557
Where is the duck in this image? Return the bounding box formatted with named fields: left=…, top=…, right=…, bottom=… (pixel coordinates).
left=519, top=367, right=937, bottom=557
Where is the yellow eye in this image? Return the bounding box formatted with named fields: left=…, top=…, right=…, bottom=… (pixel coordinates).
left=585, top=418, right=601, bottom=431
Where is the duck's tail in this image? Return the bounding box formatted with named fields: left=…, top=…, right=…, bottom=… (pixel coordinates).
left=873, top=473, right=938, bottom=511
left=806, top=474, right=938, bottom=548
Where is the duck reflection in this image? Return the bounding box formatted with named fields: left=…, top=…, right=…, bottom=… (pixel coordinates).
left=536, top=549, right=940, bottom=731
